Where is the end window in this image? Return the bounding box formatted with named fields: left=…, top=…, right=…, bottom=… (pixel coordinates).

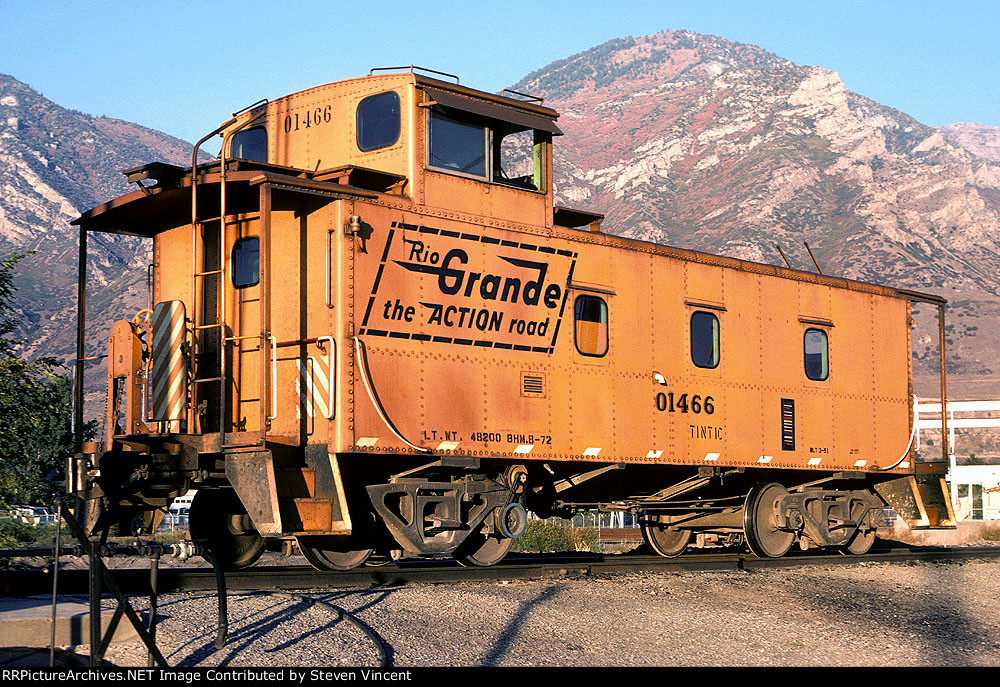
left=494, top=126, right=541, bottom=190
left=230, top=127, right=267, bottom=162
left=357, top=91, right=401, bottom=152
left=804, top=329, right=829, bottom=381
left=574, top=295, right=608, bottom=357
left=232, top=237, right=259, bottom=288
left=691, top=311, right=720, bottom=368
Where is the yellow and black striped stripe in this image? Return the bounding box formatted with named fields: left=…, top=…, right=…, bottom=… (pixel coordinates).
left=151, top=300, right=187, bottom=422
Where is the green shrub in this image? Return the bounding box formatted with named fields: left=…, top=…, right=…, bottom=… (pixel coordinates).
left=0, top=517, right=62, bottom=568
left=980, top=523, right=1000, bottom=542
left=571, top=527, right=601, bottom=552
left=0, top=516, right=38, bottom=548
left=512, top=519, right=602, bottom=553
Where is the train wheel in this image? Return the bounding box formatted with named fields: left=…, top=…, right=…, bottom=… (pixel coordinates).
left=843, top=501, right=876, bottom=555
left=844, top=528, right=875, bottom=555
left=641, top=515, right=692, bottom=558
left=297, top=535, right=374, bottom=571
left=453, top=521, right=514, bottom=567
left=189, top=489, right=265, bottom=571
left=744, top=482, right=795, bottom=558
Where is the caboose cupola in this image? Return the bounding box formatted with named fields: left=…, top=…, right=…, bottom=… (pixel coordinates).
left=216, top=67, right=561, bottom=228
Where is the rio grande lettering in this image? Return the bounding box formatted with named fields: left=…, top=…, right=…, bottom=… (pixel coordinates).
left=363, top=228, right=573, bottom=352
left=386, top=238, right=563, bottom=338
left=396, top=240, right=563, bottom=308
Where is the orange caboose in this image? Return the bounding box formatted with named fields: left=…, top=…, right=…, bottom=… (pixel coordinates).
left=70, top=68, right=955, bottom=569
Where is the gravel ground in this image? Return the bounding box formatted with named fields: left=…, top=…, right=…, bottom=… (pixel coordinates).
left=67, top=555, right=1000, bottom=668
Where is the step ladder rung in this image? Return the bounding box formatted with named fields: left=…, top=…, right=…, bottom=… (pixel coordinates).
left=194, top=269, right=223, bottom=278
left=194, top=322, right=224, bottom=331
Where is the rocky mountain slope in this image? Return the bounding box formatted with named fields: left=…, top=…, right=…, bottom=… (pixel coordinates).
left=0, top=74, right=198, bottom=379
left=3, top=30, right=1000, bottom=403
left=939, top=123, right=1000, bottom=163
left=514, top=31, right=1000, bottom=398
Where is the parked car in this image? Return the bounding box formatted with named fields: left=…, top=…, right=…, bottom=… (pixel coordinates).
left=11, top=506, right=53, bottom=525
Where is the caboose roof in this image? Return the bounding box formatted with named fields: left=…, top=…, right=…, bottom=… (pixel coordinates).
left=414, top=77, right=562, bottom=135
left=71, top=70, right=946, bottom=308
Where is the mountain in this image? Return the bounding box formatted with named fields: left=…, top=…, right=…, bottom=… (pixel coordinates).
left=939, top=123, right=1000, bottom=164
left=513, top=31, right=1000, bottom=398
left=4, top=30, right=1000, bottom=403
left=0, top=74, right=199, bottom=399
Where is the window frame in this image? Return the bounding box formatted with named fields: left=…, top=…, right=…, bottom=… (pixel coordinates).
left=425, top=107, right=546, bottom=192
left=356, top=90, right=402, bottom=153
left=231, top=236, right=260, bottom=289
left=426, top=108, right=490, bottom=180
left=573, top=294, right=609, bottom=358
left=690, top=311, right=720, bottom=369
left=229, top=126, right=268, bottom=163
left=803, top=327, right=830, bottom=381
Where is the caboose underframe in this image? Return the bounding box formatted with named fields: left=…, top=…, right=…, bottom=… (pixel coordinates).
left=69, top=70, right=957, bottom=569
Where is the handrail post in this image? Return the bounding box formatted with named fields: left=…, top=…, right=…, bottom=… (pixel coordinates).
left=938, top=304, right=949, bottom=464
left=74, top=226, right=87, bottom=452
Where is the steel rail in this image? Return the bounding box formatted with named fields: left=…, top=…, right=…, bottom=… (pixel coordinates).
left=3, top=545, right=999, bottom=597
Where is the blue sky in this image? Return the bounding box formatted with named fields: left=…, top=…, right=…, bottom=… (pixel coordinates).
left=2, top=1, right=998, bottom=144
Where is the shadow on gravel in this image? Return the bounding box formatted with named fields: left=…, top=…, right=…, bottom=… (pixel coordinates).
left=784, top=562, right=997, bottom=666
left=158, top=588, right=398, bottom=667
left=480, top=585, right=562, bottom=667
left=176, top=596, right=313, bottom=667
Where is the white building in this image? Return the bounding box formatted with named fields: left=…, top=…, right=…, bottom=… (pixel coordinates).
left=916, top=400, right=1000, bottom=522
left=949, top=465, right=1000, bottom=521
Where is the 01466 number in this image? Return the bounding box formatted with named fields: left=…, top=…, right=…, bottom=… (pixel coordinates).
left=655, top=392, right=714, bottom=414
left=284, top=105, right=333, bottom=133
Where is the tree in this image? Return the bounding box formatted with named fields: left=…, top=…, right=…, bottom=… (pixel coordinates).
left=964, top=453, right=987, bottom=466
left=0, top=253, right=76, bottom=509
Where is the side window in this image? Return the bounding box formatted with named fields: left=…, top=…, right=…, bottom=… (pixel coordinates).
left=357, top=91, right=401, bottom=152
left=230, top=126, right=267, bottom=162
left=804, top=329, right=829, bottom=381
left=425, top=104, right=547, bottom=190
left=574, top=295, right=608, bottom=357
left=690, top=311, right=720, bottom=368
left=428, top=109, right=487, bottom=177
left=232, top=237, right=260, bottom=288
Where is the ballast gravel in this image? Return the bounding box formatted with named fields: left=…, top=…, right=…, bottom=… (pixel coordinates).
left=84, top=557, right=1000, bottom=668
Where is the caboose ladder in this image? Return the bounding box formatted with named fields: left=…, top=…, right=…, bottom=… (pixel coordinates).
left=189, top=212, right=226, bottom=435
left=188, top=127, right=229, bottom=437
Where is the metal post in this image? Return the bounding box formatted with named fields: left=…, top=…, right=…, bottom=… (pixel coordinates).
left=74, top=227, right=87, bottom=452
left=147, top=550, right=159, bottom=667
left=88, top=539, right=101, bottom=667
left=938, top=305, right=949, bottom=464
left=260, top=184, right=272, bottom=432
left=949, top=406, right=958, bottom=509
left=49, top=497, right=62, bottom=667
